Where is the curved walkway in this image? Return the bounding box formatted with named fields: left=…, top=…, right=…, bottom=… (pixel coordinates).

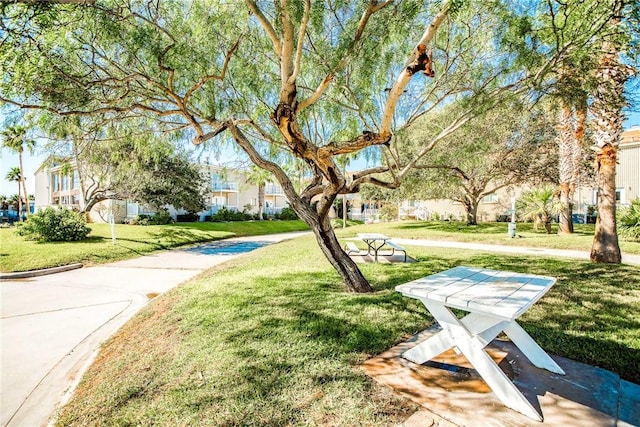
left=0, top=231, right=310, bottom=427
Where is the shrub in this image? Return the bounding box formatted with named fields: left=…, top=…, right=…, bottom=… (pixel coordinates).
left=278, top=206, right=298, bottom=220
left=16, top=207, right=90, bottom=242
left=209, top=206, right=253, bottom=222
left=379, top=204, right=398, bottom=221
left=152, top=209, right=175, bottom=225
left=130, top=214, right=152, bottom=226
left=618, top=199, right=640, bottom=241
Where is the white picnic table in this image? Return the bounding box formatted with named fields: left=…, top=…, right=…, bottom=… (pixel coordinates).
left=396, top=266, right=565, bottom=421
left=357, top=233, right=391, bottom=262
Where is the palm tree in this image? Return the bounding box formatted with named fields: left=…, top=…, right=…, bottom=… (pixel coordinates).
left=1, top=125, right=35, bottom=218
left=517, top=186, right=562, bottom=234
left=5, top=167, right=23, bottom=220
left=589, top=0, right=633, bottom=264
left=246, top=166, right=273, bottom=220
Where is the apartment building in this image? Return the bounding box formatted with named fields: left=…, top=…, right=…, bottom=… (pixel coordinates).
left=34, top=160, right=289, bottom=223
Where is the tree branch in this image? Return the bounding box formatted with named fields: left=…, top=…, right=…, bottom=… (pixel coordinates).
left=245, top=0, right=281, bottom=57
left=288, top=0, right=311, bottom=84
left=296, top=73, right=334, bottom=112
left=380, top=0, right=450, bottom=136
left=183, top=37, right=241, bottom=106
left=280, top=0, right=295, bottom=83
left=297, top=1, right=392, bottom=113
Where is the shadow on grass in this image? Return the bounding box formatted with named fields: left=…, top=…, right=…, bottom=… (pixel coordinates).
left=182, top=253, right=639, bottom=387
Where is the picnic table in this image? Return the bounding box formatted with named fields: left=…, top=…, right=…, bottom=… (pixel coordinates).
left=357, top=233, right=392, bottom=262
left=396, top=266, right=565, bottom=421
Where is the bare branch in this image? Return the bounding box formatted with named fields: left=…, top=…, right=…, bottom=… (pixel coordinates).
left=297, top=73, right=334, bottom=112
left=226, top=121, right=297, bottom=198
left=280, top=0, right=295, bottom=83
left=413, top=164, right=470, bottom=181
left=288, top=0, right=311, bottom=84
left=318, top=130, right=391, bottom=158
left=245, top=0, right=281, bottom=56
left=183, top=37, right=241, bottom=105
left=193, top=122, right=229, bottom=145
left=380, top=0, right=450, bottom=136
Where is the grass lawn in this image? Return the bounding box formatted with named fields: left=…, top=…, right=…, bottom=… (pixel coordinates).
left=0, top=220, right=309, bottom=272
left=56, top=236, right=640, bottom=426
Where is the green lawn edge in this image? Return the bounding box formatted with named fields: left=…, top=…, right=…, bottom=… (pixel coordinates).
left=0, top=220, right=310, bottom=273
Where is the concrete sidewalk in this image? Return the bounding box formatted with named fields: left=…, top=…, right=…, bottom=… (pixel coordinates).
left=0, top=232, right=309, bottom=427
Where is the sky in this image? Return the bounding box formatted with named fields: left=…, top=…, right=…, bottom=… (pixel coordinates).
left=1, top=110, right=639, bottom=198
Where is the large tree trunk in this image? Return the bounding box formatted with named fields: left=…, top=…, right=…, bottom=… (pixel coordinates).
left=591, top=144, right=621, bottom=263
left=313, top=219, right=372, bottom=293
left=228, top=123, right=373, bottom=293
left=463, top=197, right=479, bottom=225
left=299, top=203, right=373, bottom=293
left=589, top=2, right=628, bottom=264
left=557, top=100, right=574, bottom=234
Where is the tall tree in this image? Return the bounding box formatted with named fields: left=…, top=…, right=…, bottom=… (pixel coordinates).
left=2, top=1, right=628, bottom=291
left=396, top=100, right=558, bottom=225
left=590, top=0, right=636, bottom=263
left=4, top=166, right=23, bottom=219
left=1, top=125, right=35, bottom=218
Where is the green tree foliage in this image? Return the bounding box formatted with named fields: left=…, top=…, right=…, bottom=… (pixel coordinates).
left=618, top=199, right=640, bottom=241
left=17, top=206, right=90, bottom=242
left=385, top=99, right=559, bottom=224
left=39, top=116, right=207, bottom=214
left=4, top=166, right=23, bottom=218
left=1, top=125, right=35, bottom=219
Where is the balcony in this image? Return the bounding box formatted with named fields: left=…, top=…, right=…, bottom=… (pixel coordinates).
left=265, top=183, right=284, bottom=196
left=212, top=181, right=238, bottom=192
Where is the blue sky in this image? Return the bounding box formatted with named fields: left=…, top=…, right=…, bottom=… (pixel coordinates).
left=2, top=108, right=639, bottom=197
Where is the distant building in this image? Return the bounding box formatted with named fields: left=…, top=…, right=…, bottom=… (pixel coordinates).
left=348, top=126, right=640, bottom=223
left=33, top=159, right=289, bottom=223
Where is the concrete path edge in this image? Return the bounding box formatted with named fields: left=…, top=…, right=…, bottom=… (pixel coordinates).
left=0, top=263, right=83, bottom=281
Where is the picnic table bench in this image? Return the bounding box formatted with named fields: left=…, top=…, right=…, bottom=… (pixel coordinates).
left=384, top=240, right=407, bottom=262
left=396, top=266, right=565, bottom=421
left=344, top=241, right=361, bottom=255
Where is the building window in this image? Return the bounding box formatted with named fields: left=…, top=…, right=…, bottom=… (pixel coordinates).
left=53, top=174, right=61, bottom=192
left=482, top=194, right=499, bottom=204
left=212, top=196, right=227, bottom=206
left=616, top=188, right=625, bottom=204
left=73, top=171, right=80, bottom=189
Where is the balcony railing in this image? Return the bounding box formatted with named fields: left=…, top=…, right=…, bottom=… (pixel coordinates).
left=212, top=181, right=238, bottom=192
left=265, top=183, right=284, bottom=195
